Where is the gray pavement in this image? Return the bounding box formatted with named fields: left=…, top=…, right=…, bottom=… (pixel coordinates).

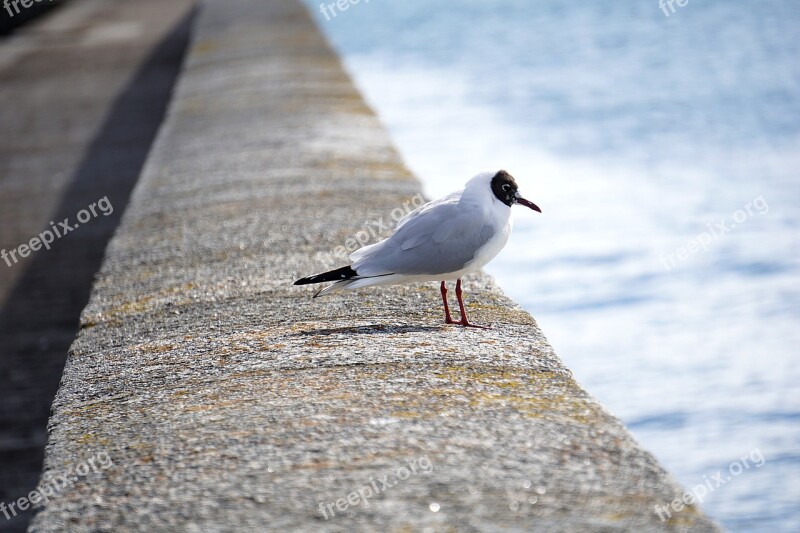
left=0, top=1, right=193, bottom=531
left=26, top=0, right=719, bottom=531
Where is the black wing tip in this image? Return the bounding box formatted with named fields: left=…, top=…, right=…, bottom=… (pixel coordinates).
left=293, top=265, right=357, bottom=286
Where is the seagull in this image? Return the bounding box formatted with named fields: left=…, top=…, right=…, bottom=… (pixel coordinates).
left=294, top=170, right=541, bottom=328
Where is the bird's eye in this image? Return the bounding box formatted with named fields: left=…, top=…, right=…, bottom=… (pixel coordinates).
left=501, top=184, right=511, bottom=192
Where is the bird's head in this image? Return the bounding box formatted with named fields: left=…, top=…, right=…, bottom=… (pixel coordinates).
left=484, top=169, right=541, bottom=212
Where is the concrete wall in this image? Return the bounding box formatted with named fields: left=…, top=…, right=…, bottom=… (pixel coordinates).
left=29, top=0, right=719, bottom=531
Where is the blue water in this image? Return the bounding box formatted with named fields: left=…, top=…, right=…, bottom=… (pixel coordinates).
left=305, top=1, right=800, bottom=530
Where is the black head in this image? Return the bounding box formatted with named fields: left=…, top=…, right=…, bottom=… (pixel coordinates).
left=490, top=170, right=519, bottom=206
left=489, top=169, right=542, bottom=212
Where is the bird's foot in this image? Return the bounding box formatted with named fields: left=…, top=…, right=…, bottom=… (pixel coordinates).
left=461, top=323, right=491, bottom=329
left=454, top=319, right=491, bottom=329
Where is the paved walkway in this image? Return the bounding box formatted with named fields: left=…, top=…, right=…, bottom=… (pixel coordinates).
left=0, top=1, right=193, bottom=531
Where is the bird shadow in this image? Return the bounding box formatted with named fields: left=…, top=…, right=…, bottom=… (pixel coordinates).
left=290, top=324, right=443, bottom=337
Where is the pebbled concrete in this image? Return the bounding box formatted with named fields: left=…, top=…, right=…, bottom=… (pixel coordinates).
left=29, top=0, right=720, bottom=531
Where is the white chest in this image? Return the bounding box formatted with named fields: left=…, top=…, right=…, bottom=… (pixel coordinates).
left=465, top=200, right=513, bottom=272
left=472, top=218, right=512, bottom=270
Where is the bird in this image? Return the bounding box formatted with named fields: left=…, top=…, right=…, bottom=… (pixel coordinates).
left=294, top=170, right=541, bottom=328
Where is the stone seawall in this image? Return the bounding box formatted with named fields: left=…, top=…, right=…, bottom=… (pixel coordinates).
left=30, top=0, right=720, bottom=531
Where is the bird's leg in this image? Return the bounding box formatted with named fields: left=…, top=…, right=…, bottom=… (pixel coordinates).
left=440, top=281, right=456, bottom=324
left=455, top=278, right=490, bottom=329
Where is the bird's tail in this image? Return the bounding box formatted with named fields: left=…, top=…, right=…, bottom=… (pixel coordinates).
left=294, top=265, right=358, bottom=298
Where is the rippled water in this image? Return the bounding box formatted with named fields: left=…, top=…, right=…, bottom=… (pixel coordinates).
left=305, top=1, right=800, bottom=530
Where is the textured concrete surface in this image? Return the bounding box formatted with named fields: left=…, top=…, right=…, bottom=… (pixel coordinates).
left=0, top=1, right=193, bottom=531
left=29, top=0, right=720, bottom=531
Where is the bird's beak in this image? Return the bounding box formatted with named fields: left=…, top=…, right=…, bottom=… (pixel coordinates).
left=515, top=192, right=542, bottom=213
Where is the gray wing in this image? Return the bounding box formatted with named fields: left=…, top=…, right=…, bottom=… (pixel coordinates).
left=352, top=199, right=495, bottom=276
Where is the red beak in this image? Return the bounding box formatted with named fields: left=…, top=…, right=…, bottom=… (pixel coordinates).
left=515, top=195, right=542, bottom=213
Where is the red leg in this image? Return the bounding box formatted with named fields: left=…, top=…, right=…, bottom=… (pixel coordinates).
left=455, top=278, right=490, bottom=329
left=440, top=281, right=456, bottom=324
